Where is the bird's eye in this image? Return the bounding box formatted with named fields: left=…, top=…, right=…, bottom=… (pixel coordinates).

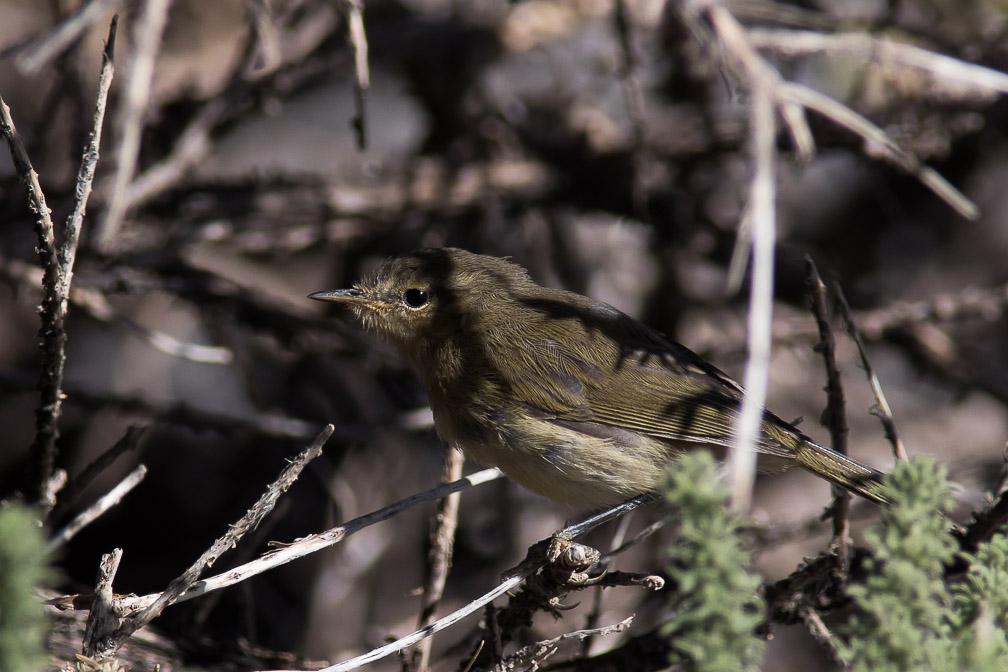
left=403, top=288, right=429, bottom=308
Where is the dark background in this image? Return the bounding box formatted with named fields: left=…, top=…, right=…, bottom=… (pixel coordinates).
left=1, top=1, right=1007, bottom=670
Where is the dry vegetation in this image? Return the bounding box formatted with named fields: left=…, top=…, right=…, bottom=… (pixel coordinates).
left=1, top=0, right=1008, bottom=670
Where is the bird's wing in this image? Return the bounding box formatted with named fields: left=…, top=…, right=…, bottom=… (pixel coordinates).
left=488, top=311, right=795, bottom=458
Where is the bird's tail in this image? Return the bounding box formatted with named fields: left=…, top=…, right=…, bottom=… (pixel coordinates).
left=794, top=440, right=890, bottom=504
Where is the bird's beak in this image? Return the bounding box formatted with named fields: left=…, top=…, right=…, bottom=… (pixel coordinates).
left=308, top=288, right=376, bottom=307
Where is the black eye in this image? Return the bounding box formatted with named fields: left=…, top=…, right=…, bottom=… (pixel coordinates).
left=403, top=288, right=429, bottom=308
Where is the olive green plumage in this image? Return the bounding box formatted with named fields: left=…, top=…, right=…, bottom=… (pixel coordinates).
left=311, top=247, right=887, bottom=507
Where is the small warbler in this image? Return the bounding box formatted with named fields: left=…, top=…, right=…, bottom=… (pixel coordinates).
left=310, top=247, right=886, bottom=507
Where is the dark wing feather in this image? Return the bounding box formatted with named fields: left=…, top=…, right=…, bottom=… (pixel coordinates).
left=486, top=293, right=796, bottom=458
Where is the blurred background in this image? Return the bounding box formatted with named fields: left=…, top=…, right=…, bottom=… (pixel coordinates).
left=1, top=0, right=1007, bottom=670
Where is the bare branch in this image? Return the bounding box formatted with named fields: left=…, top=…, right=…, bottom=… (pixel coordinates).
left=412, top=447, right=465, bottom=672
left=805, top=257, right=851, bottom=568
left=45, top=464, right=147, bottom=554
left=833, top=283, right=908, bottom=462
left=98, top=0, right=174, bottom=251
left=0, top=93, right=63, bottom=503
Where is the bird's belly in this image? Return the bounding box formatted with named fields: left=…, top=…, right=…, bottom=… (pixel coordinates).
left=436, top=406, right=674, bottom=507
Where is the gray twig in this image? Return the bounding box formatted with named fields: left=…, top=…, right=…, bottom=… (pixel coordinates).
left=413, top=447, right=465, bottom=672
left=833, top=283, right=908, bottom=462
left=805, top=257, right=851, bottom=569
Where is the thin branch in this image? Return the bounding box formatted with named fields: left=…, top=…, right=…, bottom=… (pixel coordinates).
left=124, top=97, right=226, bottom=212
left=345, top=0, right=369, bottom=151
left=16, top=0, right=122, bottom=75
left=805, top=257, right=851, bottom=568
left=413, top=447, right=465, bottom=672
left=87, top=425, right=334, bottom=659
left=613, top=0, right=650, bottom=217
left=729, top=69, right=777, bottom=511
left=97, top=0, right=174, bottom=251
left=59, top=15, right=118, bottom=319
left=800, top=606, right=846, bottom=666
left=312, top=576, right=526, bottom=672
left=782, top=81, right=977, bottom=219
left=833, top=283, right=908, bottom=462
left=298, top=496, right=653, bottom=672
left=244, top=0, right=283, bottom=77
left=58, top=468, right=505, bottom=615
left=502, top=616, right=635, bottom=670
left=82, top=548, right=123, bottom=658
left=0, top=93, right=62, bottom=504
left=45, top=464, right=147, bottom=554
left=0, top=367, right=318, bottom=440
left=49, top=424, right=147, bottom=524
left=748, top=29, right=1008, bottom=99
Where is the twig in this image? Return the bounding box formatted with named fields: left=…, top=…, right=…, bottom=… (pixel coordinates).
left=49, top=424, right=147, bottom=524
left=60, top=16, right=118, bottom=320
left=124, top=97, right=226, bottom=212
left=957, top=483, right=1008, bottom=554
left=82, top=548, right=123, bottom=657
left=0, top=93, right=63, bottom=504
left=730, top=70, right=777, bottom=511
left=344, top=0, right=369, bottom=151
left=613, top=0, right=650, bottom=218
left=833, top=283, right=908, bottom=462
left=502, top=616, right=635, bottom=670
left=245, top=0, right=283, bottom=77
left=311, top=576, right=526, bottom=672
left=61, top=468, right=504, bottom=615
left=97, top=0, right=174, bottom=251
left=800, top=606, right=846, bottom=666
left=0, top=367, right=318, bottom=440
left=581, top=511, right=636, bottom=656
left=804, top=257, right=851, bottom=568
left=748, top=29, right=1008, bottom=99
left=16, top=0, right=122, bottom=75
left=413, top=447, right=465, bottom=672
left=297, top=496, right=652, bottom=672
left=782, top=81, right=977, bottom=219
left=45, top=464, right=147, bottom=554
left=88, top=424, right=334, bottom=659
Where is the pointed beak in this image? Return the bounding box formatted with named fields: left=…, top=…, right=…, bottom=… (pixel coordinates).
left=308, top=288, right=375, bottom=306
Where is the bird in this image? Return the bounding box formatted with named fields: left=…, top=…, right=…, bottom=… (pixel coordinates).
left=309, top=247, right=887, bottom=507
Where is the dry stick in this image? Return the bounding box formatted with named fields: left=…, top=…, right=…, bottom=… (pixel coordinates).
left=16, top=0, right=122, bottom=75
left=782, top=81, right=977, bottom=220
left=800, top=606, right=846, bottom=667
left=293, top=495, right=653, bottom=672
left=833, top=283, right=908, bottom=462
left=82, top=548, right=123, bottom=657
left=91, top=424, right=334, bottom=659
left=0, top=95, right=63, bottom=504
left=45, top=464, right=147, bottom=555
left=613, top=0, right=650, bottom=217
left=3, top=259, right=233, bottom=365
left=958, top=482, right=1008, bottom=554
left=0, top=367, right=318, bottom=440
left=502, top=616, right=635, bottom=670
left=747, top=29, right=1008, bottom=98
left=98, top=0, right=173, bottom=251
left=699, top=2, right=783, bottom=510
left=124, top=97, right=226, bottom=211
left=245, top=0, right=283, bottom=76
left=345, top=0, right=369, bottom=151
left=580, top=511, right=636, bottom=657
left=50, top=424, right=146, bottom=523
left=413, top=447, right=465, bottom=672
left=96, top=468, right=506, bottom=615
left=804, top=257, right=851, bottom=569
left=59, top=16, right=118, bottom=319
left=697, top=3, right=815, bottom=161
